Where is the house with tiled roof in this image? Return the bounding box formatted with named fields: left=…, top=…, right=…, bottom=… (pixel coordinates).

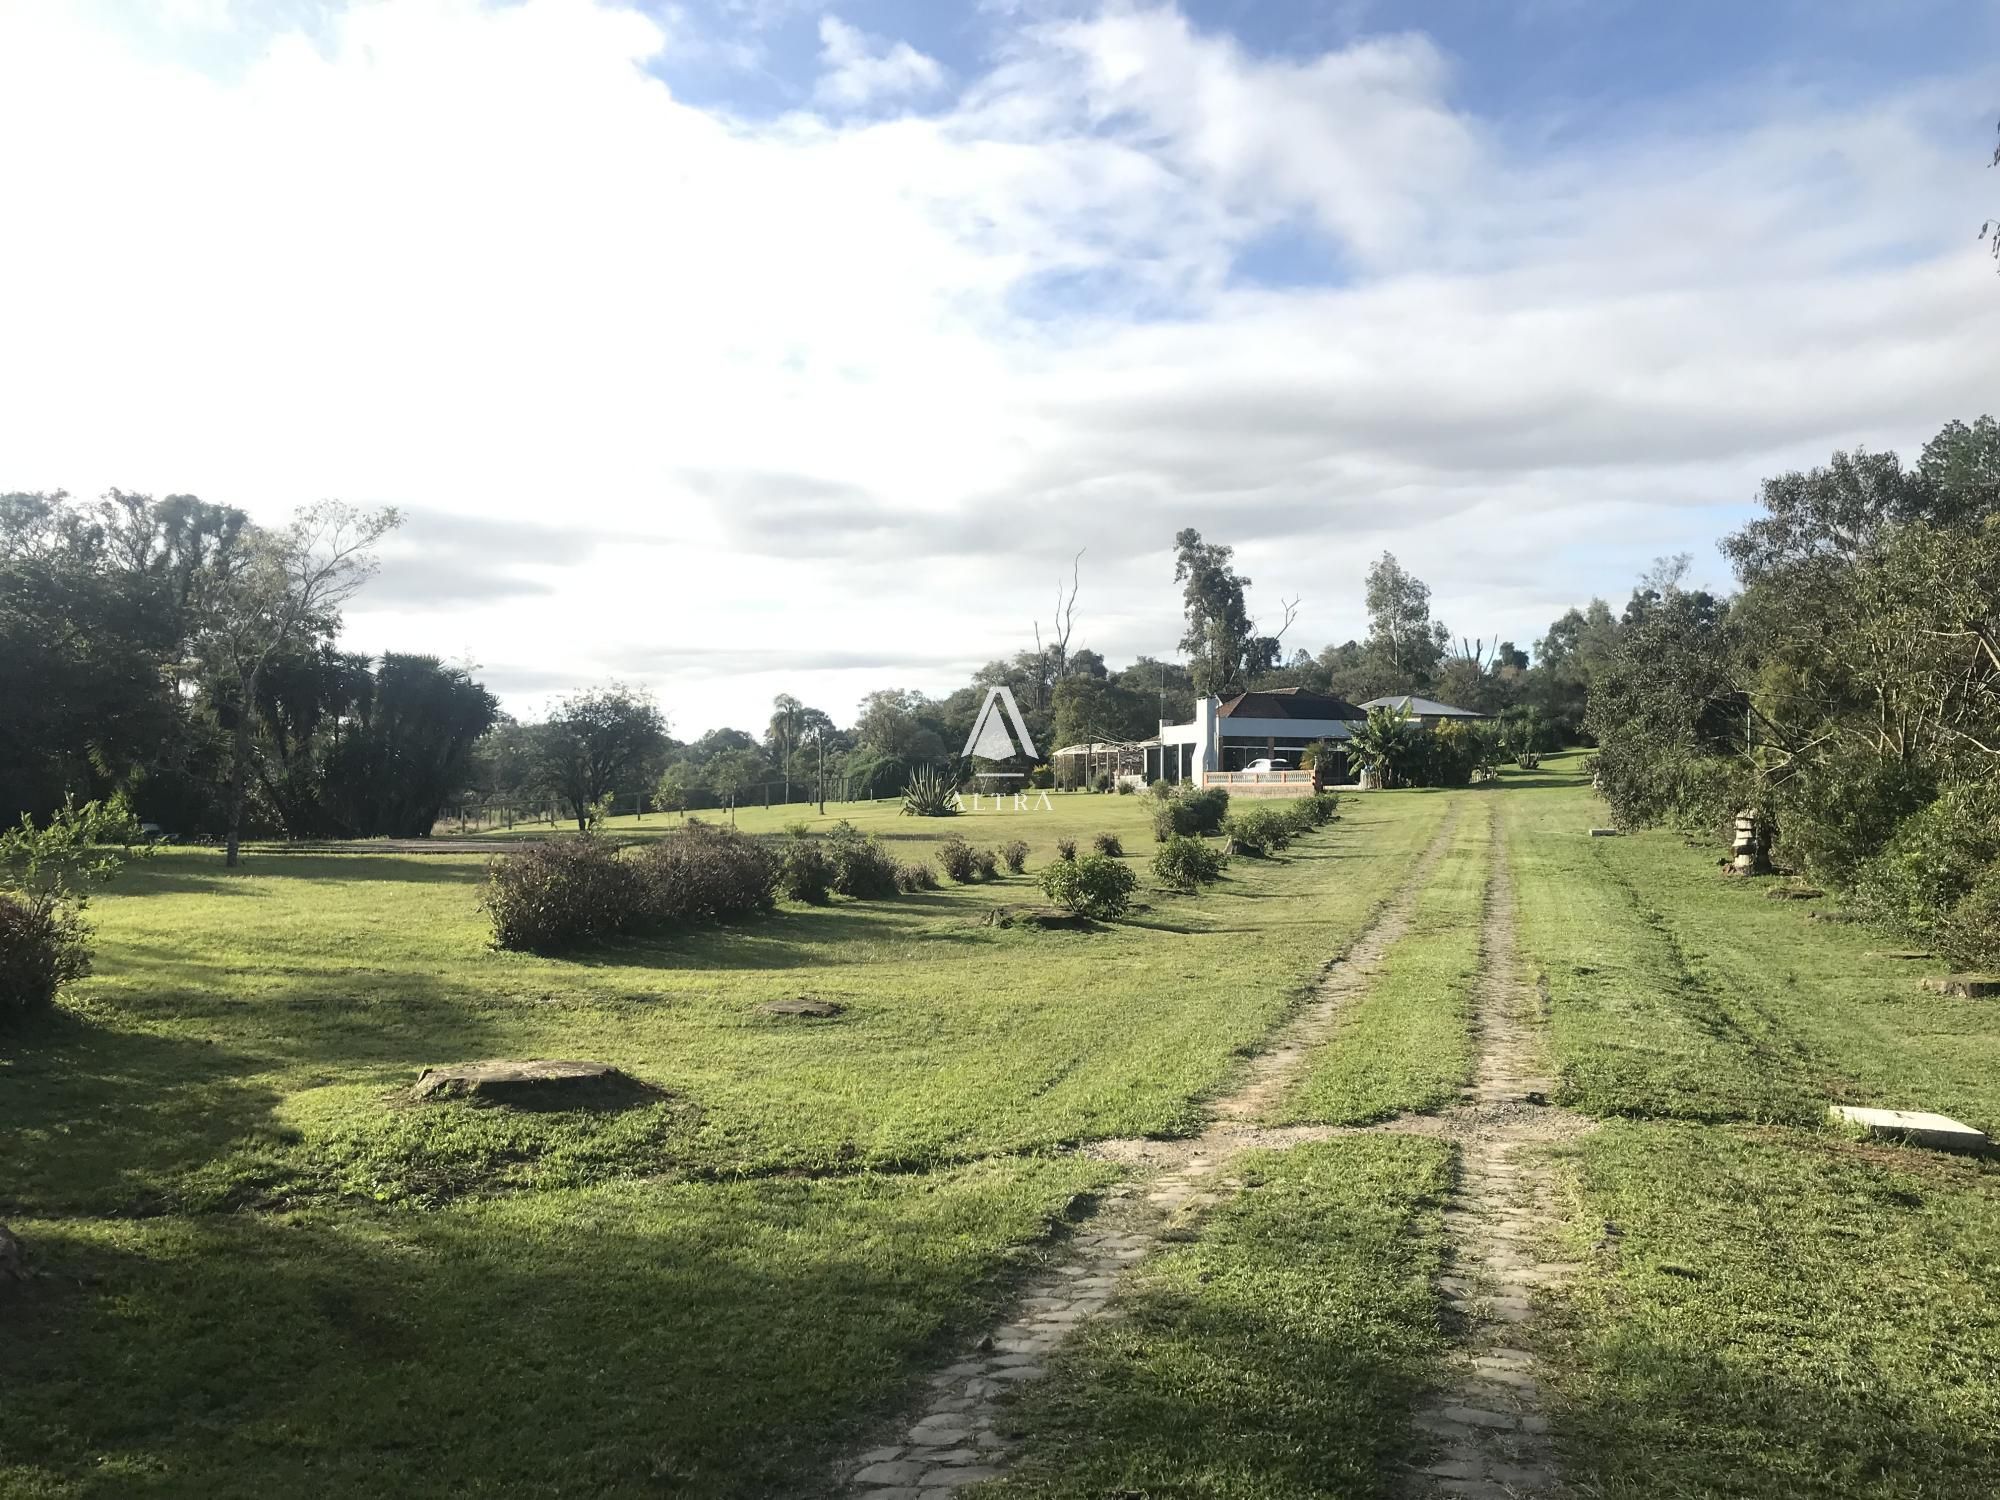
left=1148, top=688, right=1367, bottom=787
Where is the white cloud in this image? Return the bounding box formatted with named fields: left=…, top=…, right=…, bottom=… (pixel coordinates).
left=813, top=14, right=947, bottom=109
left=0, top=0, right=1995, bottom=735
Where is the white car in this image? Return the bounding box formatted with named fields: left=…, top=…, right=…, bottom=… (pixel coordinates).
left=1242, top=758, right=1288, bottom=774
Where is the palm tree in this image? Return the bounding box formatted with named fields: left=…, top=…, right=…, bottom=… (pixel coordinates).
left=1351, top=704, right=1416, bottom=789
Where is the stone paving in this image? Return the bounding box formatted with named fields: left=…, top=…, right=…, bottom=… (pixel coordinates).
left=1409, top=810, right=1585, bottom=1500
left=836, top=807, right=1467, bottom=1497
left=837, top=801, right=1586, bottom=1500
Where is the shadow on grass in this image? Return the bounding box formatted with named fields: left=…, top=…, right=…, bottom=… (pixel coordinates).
left=2, top=1169, right=1087, bottom=1500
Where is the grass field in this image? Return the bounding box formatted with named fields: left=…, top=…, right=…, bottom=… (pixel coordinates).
left=985, top=1137, right=1455, bottom=1499
left=10, top=765, right=2000, bottom=1498
left=1, top=787, right=1447, bottom=1498
left=1275, top=797, right=1488, bottom=1124
left=1502, top=756, right=2000, bottom=1499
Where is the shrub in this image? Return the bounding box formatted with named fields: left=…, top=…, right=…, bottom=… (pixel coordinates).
left=972, top=847, right=999, bottom=880
left=826, top=821, right=901, bottom=899
left=1001, top=839, right=1029, bottom=874
left=896, top=860, right=939, bottom=892
left=1516, top=753, right=1541, bottom=770
left=1092, top=831, right=1124, bottom=857
left=0, top=890, right=92, bottom=1022
left=1055, top=836, right=1077, bottom=862
left=1152, top=834, right=1227, bottom=892
left=777, top=837, right=835, bottom=904
left=481, top=836, right=636, bottom=952
left=1039, top=853, right=1138, bottom=918
left=1302, top=792, right=1341, bottom=827
left=1226, top=804, right=1297, bottom=857
left=628, top=821, right=778, bottom=923
left=1148, top=779, right=1172, bottom=801
left=901, top=766, right=959, bottom=817
left=1850, top=782, right=2000, bottom=947
left=1151, top=786, right=1231, bottom=841
left=1116, top=780, right=1136, bottom=795
left=938, top=834, right=980, bottom=883
left=1092, top=772, right=1113, bottom=793
left=1937, top=866, right=2000, bottom=970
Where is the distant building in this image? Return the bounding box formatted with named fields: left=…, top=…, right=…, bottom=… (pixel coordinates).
left=1357, top=694, right=1489, bottom=727
left=1151, top=689, right=1367, bottom=785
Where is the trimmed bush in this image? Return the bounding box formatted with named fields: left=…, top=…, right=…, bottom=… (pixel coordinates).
left=1116, top=780, right=1136, bottom=795
left=1152, top=834, right=1227, bottom=892
left=895, top=860, right=939, bottom=892
left=777, top=838, right=835, bottom=904
left=1226, top=804, right=1298, bottom=857
left=826, top=821, right=901, bottom=899
left=0, top=890, right=92, bottom=1021
left=1040, top=853, right=1138, bottom=918
left=1001, top=839, right=1029, bottom=874
left=938, top=834, right=980, bottom=883
left=1092, top=832, right=1124, bottom=857
left=1152, top=786, right=1230, bottom=841
left=972, top=847, right=1000, bottom=880
left=1148, top=779, right=1172, bottom=801
left=481, top=837, right=636, bottom=952
left=628, top=821, right=777, bottom=923
left=1055, top=836, right=1077, bottom=862
left=1091, top=772, right=1113, bottom=793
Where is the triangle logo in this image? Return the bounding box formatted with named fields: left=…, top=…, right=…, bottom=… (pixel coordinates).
left=962, top=685, right=1038, bottom=762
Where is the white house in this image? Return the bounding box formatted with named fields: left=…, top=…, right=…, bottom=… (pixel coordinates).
left=1148, top=689, right=1367, bottom=785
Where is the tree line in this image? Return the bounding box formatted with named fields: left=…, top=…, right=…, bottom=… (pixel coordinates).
left=1588, top=416, right=1999, bottom=968
left=1, top=491, right=493, bottom=861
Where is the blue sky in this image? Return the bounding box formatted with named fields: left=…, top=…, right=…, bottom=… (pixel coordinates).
left=3, top=0, right=1997, bottom=733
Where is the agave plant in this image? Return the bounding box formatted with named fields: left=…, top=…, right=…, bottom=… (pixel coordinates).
left=900, top=765, right=959, bottom=817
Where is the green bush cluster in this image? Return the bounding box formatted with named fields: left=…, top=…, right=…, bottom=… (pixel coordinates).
left=1054, top=836, right=1077, bottom=861
left=1150, top=787, right=1230, bottom=841
left=1225, top=793, right=1340, bottom=858
left=777, top=837, right=835, bottom=904
left=1039, top=853, right=1138, bottom=918
left=1151, top=834, right=1227, bottom=892
left=1850, top=782, right=2000, bottom=969
left=1092, top=831, right=1124, bottom=857
left=1001, top=839, right=1029, bottom=874
left=895, top=860, right=939, bottom=892
left=939, top=834, right=1002, bottom=883
left=482, top=822, right=777, bottom=952
left=825, top=822, right=901, bottom=899
left=0, top=890, right=91, bottom=1021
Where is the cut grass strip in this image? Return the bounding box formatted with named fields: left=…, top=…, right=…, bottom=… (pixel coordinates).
left=1276, top=801, right=1490, bottom=1125
left=1502, top=757, right=2000, bottom=1130
left=1540, top=1120, right=2000, bottom=1500
left=982, top=1136, right=1454, bottom=1499
left=0, top=1157, right=1113, bottom=1500
left=5, top=793, right=1459, bottom=1217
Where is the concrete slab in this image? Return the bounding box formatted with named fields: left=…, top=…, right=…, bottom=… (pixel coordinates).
left=1587, top=828, right=1621, bottom=837
left=1831, top=1106, right=1991, bottom=1153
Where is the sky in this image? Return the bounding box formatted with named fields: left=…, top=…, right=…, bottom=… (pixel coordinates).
left=3, top=0, right=1998, bottom=738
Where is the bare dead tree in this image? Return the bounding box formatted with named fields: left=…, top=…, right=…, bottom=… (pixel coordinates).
left=1985, top=119, right=2000, bottom=271
left=1034, top=549, right=1084, bottom=702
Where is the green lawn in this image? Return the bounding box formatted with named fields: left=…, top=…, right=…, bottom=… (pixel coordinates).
left=1276, top=796, right=1488, bottom=1124
left=2, top=787, right=1453, bottom=1498
left=1539, top=1123, right=2000, bottom=1500
left=1504, top=757, right=2000, bottom=1131
left=1501, top=756, right=2000, bottom=1500
left=980, top=1137, right=1455, bottom=1499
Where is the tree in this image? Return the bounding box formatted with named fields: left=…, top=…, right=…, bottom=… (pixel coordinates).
left=1034, top=549, right=1084, bottom=692
left=1364, top=552, right=1449, bottom=683
left=1350, top=704, right=1419, bottom=788
left=765, top=696, right=834, bottom=806
left=1172, top=530, right=1294, bottom=698
left=209, top=502, right=399, bottom=865
left=534, top=684, right=669, bottom=830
